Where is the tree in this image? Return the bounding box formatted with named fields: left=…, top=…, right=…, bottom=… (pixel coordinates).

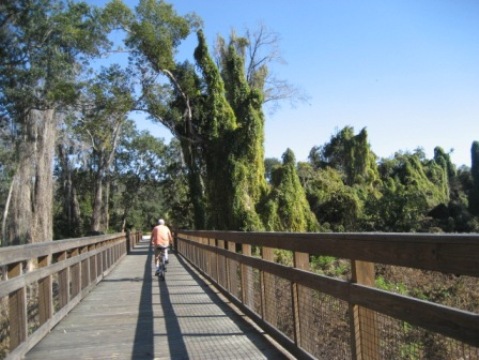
left=123, top=0, right=207, bottom=228
left=261, top=149, right=319, bottom=232
left=111, top=126, right=170, bottom=232
left=305, top=166, right=362, bottom=232
left=215, top=23, right=308, bottom=113
left=194, top=29, right=245, bottom=229
left=77, top=65, right=134, bottom=233
left=365, top=150, right=450, bottom=231
left=265, top=157, right=281, bottom=183
left=54, top=113, right=86, bottom=239
left=0, top=0, right=110, bottom=245
left=311, top=126, right=379, bottom=187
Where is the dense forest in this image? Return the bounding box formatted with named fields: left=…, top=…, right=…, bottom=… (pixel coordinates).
left=1, top=0, right=479, bottom=246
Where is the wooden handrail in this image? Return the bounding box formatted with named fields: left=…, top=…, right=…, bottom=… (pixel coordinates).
left=0, top=231, right=141, bottom=359
left=175, top=230, right=479, bottom=360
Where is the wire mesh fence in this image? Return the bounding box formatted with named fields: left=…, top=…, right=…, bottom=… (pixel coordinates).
left=177, top=231, right=479, bottom=360
left=0, top=232, right=136, bottom=359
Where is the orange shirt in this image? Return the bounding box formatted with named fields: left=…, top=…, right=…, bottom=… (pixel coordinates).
left=151, top=225, right=172, bottom=247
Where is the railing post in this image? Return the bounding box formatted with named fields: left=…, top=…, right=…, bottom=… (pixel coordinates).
left=292, top=251, right=309, bottom=347
left=350, top=260, right=380, bottom=360
left=8, top=262, right=27, bottom=350
left=38, top=255, right=52, bottom=326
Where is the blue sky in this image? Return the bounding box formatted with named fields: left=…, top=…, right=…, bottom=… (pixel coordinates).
left=93, top=0, right=479, bottom=167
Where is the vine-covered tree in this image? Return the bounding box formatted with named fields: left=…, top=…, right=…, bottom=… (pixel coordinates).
left=194, top=29, right=251, bottom=229
left=310, top=126, right=379, bottom=187
left=261, top=149, right=319, bottom=231
left=215, top=24, right=308, bottom=113
left=213, top=34, right=268, bottom=230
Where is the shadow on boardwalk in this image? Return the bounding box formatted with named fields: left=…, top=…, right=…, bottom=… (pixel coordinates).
left=25, top=238, right=293, bottom=360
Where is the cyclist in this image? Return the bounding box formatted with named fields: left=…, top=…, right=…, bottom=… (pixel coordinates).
left=150, top=219, right=172, bottom=280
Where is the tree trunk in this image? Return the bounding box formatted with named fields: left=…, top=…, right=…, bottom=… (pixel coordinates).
left=102, top=175, right=110, bottom=232
left=91, top=119, right=123, bottom=234
left=71, top=185, right=82, bottom=235
left=91, top=167, right=103, bottom=233
left=31, top=109, right=56, bottom=243
left=3, top=108, right=56, bottom=245
left=57, top=143, right=83, bottom=237
left=3, top=161, right=33, bottom=246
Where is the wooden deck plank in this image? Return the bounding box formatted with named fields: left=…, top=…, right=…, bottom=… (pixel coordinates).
left=25, top=238, right=294, bottom=360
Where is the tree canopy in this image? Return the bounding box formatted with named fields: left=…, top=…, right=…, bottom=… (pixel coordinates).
left=1, top=0, right=478, bottom=246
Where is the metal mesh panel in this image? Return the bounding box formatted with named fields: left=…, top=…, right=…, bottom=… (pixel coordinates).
left=96, top=253, right=102, bottom=276
left=81, top=259, right=88, bottom=290
left=244, top=266, right=262, bottom=316
left=297, top=285, right=351, bottom=359
left=178, top=234, right=479, bottom=359
left=376, top=311, right=479, bottom=360
left=0, top=296, right=9, bottom=359
left=52, top=273, right=60, bottom=313
left=227, top=258, right=241, bottom=300
left=377, top=265, right=479, bottom=313
left=26, top=283, right=39, bottom=335
left=276, top=276, right=294, bottom=339
left=207, top=249, right=218, bottom=282
left=263, top=272, right=294, bottom=340
left=70, top=262, right=80, bottom=298
left=217, top=254, right=227, bottom=289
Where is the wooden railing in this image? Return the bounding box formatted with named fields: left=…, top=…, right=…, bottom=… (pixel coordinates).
left=0, top=231, right=141, bottom=359
left=175, top=231, right=479, bottom=360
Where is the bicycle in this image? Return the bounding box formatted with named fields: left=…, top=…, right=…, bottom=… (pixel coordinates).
left=155, top=246, right=168, bottom=281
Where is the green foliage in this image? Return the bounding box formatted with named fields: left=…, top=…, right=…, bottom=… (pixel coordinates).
left=194, top=30, right=267, bottom=230
left=126, top=0, right=191, bottom=72
left=6, top=0, right=479, bottom=242
left=311, top=127, right=379, bottom=187
left=261, top=149, right=319, bottom=232
left=305, top=128, right=383, bottom=231
left=353, top=149, right=451, bottom=231
left=0, top=0, right=111, bottom=112
left=310, top=256, right=350, bottom=278
left=274, top=249, right=293, bottom=266
left=111, top=127, right=172, bottom=231
left=375, top=276, right=408, bottom=295
left=306, top=167, right=362, bottom=231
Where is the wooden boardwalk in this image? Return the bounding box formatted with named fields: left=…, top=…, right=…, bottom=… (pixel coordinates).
left=24, top=237, right=294, bottom=360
